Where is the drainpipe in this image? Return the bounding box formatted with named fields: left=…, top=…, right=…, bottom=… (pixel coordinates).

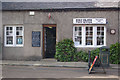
left=0, top=1, right=2, bottom=60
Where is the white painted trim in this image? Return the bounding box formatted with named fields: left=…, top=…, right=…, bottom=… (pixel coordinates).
left=104, top=26, right=107, bottom=46
left=73, top=26, right=75, bottom=44
left=4, top=26, right=6, bottom=47
left=82, top=26, right=85, bottom=46
left=93, top=26, right=97, bottom=46
left=75, top=45, right=105, bottom=48
left=13, top=26, right=15, bottom=46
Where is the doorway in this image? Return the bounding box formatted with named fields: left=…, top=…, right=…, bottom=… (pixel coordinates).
left=43, top=24, right=56, bottom=58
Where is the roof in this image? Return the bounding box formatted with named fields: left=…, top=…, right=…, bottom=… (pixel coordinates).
left=2, top=2, right=96, bottom=10
left=1, top=0, right=120, bottom=2
left=2, top=2, right=119, bottom=11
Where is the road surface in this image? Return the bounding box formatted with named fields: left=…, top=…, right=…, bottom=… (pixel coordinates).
left=1, top=65, right=119, bottom=78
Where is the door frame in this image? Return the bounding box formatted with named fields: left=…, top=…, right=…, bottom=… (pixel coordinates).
left=42, top=24, right=57, bottom=58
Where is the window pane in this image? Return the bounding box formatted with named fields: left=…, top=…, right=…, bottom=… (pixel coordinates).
left=16, top=36, right=23, bottom=44
left=75, top=27, right=77, bottom=31
left=79, top=27, right=81, bottom=31
left=86, top=27, right=93, bottom=45
left=97, top=27, right=104, bottom=45
left=16, top=27, right=23, bottom=36
left=6, top=31, right=13, bottom=35
left=10, top=27, right=12, bottom=30
left=6, top=27, right=12, bottom=30
left=74, top=27, right=82, bottom=45
left=20, top=27, right=23, bottom=30
left=6, top=27, right=13, bottom=35
left=6, top=31, right=9, bottom=35
left=6, top=27, right=9, bottom=30
left=6, top=36, right=13, bottom=44
left=16, top=27, right=19, bottom=30
left=16, top=31, right=19, bottom=35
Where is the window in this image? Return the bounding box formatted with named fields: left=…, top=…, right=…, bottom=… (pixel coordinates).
left=73, top=26, right=106, bottom=47
left=4, top=26, right=24, bottom=47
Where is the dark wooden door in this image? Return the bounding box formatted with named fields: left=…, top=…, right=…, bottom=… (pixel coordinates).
left=43, top=25, right=56, bottom=58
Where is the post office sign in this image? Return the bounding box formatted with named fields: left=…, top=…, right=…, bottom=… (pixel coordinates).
left=73, top=18, right=106, bottom=24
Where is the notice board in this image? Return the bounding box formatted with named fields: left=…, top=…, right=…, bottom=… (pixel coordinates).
left=32, top=31, right=41, bottom=47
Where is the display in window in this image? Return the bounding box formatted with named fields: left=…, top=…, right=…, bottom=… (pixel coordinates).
left=16, top=31, right=19, bottom=35
left=6, top=27, right=13, bottom=35
left=10, top=27, right=12, bottom=30
left=6, top=27, right=12, bottom=30
left=86, top=27, right=93, bottom=45
left=74, top=42, right=80, bottom=46
left=16, top=27, right=23, bottom=36
left=97, top=27, right=104, bottom=45
left=6, top=36, right=13, bottom=44
left=74, top=27, right=82, bottom=45
left=73, top=26, right=105, bottom=47
left=20, top=27, right=23, bottom=30
left=6, top=31, right=13, bottom=35
left=16, top=36, right=23, bottom=44
left=6, top=31, right=9, bottom=35
left=16, top=27, right=23, bottom=30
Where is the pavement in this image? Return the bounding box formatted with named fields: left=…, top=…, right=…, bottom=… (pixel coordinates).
left=0, top=59, right=119, bottom=69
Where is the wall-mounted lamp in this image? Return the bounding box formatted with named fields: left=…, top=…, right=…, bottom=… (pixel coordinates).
left=29, top=11, right=35, bottom=16
left=110, top=29, right=116, bottom=35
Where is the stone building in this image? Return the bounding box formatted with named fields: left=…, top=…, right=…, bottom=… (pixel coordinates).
left=0, top=2, right=119, bottom=60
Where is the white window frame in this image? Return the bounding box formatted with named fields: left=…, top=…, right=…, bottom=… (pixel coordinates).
left=4, top=25, right=24, bottom=47
left=73, top=25, right=106, bottom=48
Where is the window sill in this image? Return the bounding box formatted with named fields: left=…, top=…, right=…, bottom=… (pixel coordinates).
left=74, top=45, right=106, bottom=48
left=4, top=45, right=24, bottom=47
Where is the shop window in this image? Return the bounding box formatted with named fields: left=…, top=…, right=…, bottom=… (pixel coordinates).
left=4, top=26, right=24, bottom=47
left=73, top=26, right=106, bottom=47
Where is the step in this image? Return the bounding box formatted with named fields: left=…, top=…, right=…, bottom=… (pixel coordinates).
left=40, top=58, right=57, bottom=62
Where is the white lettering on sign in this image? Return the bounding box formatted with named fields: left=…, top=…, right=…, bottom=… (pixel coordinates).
left=73, top=18, right=106, bottom=24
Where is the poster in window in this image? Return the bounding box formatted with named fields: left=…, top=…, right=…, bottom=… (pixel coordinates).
left=32, top=31, right=41, bottom=47
left=74, top=42, right=80, bottom=46
left=17, top=37, right=23, bottom=44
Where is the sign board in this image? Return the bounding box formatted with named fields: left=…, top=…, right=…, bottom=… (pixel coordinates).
left=73, top=18, right=106, bottom=24
left=89, top=56, right=98, bottom=73
left=32, top=31, right=41, bottom=47
left=88, top=55, right=106, bottom=74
